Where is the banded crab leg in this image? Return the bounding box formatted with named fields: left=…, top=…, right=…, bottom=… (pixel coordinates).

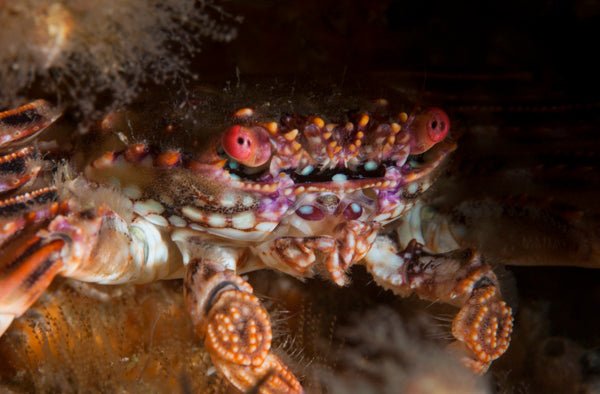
left=0, top=100, right=65, bottom=334
left=0, top=202, right=100, bottom=336
left=364, top=235, right=513, bottom=373
left=0, top=100, right=61, bottom=195
left=0, top=100, right=174, bottom=334
left=174, top=230, right=303, bottom=393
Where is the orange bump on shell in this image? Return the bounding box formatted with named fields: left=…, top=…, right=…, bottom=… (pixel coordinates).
left=312, top=117, right=325, bottom=128
left=124, top=143, right=148, bottom=162
left=358, top=114, right=369, bottom=127
left=92, top=151, right=116, bottom=168
left=234, top=108, right=254, bottom=118
left=264, top=122, right=278, bottom=134
left=156, top=150, right=181, bottom=167
left=284, top=129, right=299, bottom=141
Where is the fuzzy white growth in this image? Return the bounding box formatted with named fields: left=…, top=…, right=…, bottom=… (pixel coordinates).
left=54, top=163, right=134, bottom=222
left=316, top=307, right=490, bottom=394
left=0, top=0, right=239, bottom=117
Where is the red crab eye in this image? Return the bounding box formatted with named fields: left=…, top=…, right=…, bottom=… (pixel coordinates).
left=222, top=125, right=272, bottom=167
left=424, top=108, right=449, bottom=142
left=411, top=107, right=450, bottom=154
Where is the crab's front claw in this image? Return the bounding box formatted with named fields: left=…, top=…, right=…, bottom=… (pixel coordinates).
left=185, top=260, right=302, bottom=393
left=365, top=237, right=513, bottom=373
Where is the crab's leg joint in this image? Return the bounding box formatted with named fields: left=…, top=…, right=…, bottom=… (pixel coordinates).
left=180, top=237, right=302, bottom=393
left=365, top=236, right=513, bottom=373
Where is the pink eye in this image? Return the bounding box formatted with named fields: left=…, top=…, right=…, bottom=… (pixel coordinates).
left=222, top=125, right=272, bottom=167
left=424, top=108, right=450, bottom=143
left=410, top=107, right=450, bottom=154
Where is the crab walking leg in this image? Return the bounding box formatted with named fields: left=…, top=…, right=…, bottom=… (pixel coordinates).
left=364, top=236, right=513, bottom=373
left=174, top=233, right=302, bottom=393
left=0, top=234, right=66, bottom=336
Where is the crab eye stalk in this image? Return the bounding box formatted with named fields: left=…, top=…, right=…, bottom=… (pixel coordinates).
left=222, top=125, right=272, bottom=167
left=410, top=107, right=450, bottom=154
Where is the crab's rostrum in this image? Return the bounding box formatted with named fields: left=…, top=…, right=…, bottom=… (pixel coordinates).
left=0, top=97, right=512, bottom=392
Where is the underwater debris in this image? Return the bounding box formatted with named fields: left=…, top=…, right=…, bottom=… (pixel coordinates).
left=314, top=306, right=491, bottom=394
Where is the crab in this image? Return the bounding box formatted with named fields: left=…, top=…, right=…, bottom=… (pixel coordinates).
left=0, top=96, right=512, bottom=393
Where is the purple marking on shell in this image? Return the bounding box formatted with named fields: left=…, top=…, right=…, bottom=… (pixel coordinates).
left=296, top=205, right=325, bottom=221
left=380, top=189, right=401, bottom=206
left=257, top=196, right=291, bottom=221
left=343, top=202, right=363, bottom=220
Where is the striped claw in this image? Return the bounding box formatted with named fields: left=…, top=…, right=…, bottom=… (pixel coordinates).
left=0, top=234, right=65, bottom=336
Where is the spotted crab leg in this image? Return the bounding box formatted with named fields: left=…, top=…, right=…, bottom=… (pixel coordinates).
left=175, top=231, right=302, bottom=393
left=364, top=236, right=513, bottom=373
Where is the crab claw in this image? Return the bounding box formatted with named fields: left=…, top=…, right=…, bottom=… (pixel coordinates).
left=185, top=257, right=303, bottom=393
left=410, top=107, right=450, bottom=154
left=451, top=284, right=513, bottom=373
left=365, top=237, right=512, bottom=373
